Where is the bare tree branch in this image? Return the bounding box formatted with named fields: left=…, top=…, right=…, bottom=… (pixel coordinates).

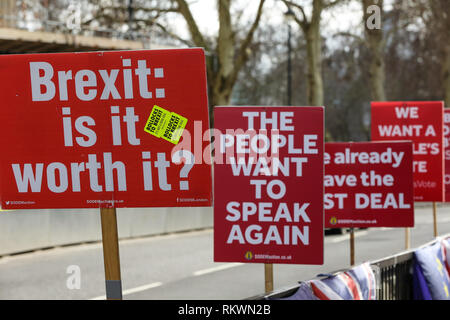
left=334, top=31, right=364, bottom=44
left=282, top=0, right=308, bottom=20
left=99, top=6, right=178, bottom=14
left=282, top=0, right=309, bottom=32
left=173, top=0, right=209, bottom=50
left=234, top=0, right=266, bottom=73
left=324, top=0, right=345, bottom=9
left=154, top=22, right=193, bottom=47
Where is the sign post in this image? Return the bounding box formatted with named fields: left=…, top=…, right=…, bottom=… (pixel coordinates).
left=405, top=228, right=410, bottom=249
left=264, top=264, right=274, bottom=293
left=349, top=228, right=355, bottom=266
left=0, top=49, right=213, bottom=299
left=100, top=208, right=122, bottom=300
left=214, top=106, right=325, bottom=292
left=433, top=202, right=438, bottom=237
left=371, top=101, right=445, bottom=239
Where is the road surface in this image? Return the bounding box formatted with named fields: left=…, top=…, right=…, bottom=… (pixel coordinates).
left=0, top=204, right=449, bottom=300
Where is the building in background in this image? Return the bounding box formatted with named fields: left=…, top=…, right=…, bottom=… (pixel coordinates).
left=0, top=0, right=173, bottom=53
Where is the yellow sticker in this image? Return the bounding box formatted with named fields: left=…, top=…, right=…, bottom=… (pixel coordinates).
left=144, top=105, right=171, bottom=138
left=330, top=217, right=337, bottom=225
left=161, top=112, right=188, bottom=144
left=244, top=251, right=253, bottom=260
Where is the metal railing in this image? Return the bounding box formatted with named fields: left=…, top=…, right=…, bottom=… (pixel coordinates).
left=249, top=236, right=449, bottom=300
left=371, top=250, right=414, bottom=300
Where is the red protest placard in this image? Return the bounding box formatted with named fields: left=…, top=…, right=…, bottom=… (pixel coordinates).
left=371, top=101, right=444, bottom=202
left=324, top=141, right=414, bottom=228
left=213, top=106, right=324, bottom=265
left=445, top=109, right=450, bottom=202
left=0, top=49, right=212, bottom=209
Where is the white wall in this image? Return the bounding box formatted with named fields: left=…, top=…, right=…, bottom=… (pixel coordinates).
left=0, top=207, right=213, bottom=256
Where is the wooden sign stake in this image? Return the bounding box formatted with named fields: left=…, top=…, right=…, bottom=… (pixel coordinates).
left=264, top=263, right=274, bottom=294
left=100, top=207, right=123, bottom=300
left=405, top=227, right=410, bottom=249
left=350, top=228, right=355, bottom=266
left=432, top=202, right=438, bottom=237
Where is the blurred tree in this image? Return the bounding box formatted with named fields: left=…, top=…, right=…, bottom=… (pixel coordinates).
left=15, top=0, right=448, bottom=138
left=362, top=0, right=385, bottom=101
left=384, top=0, right=449, bottom=105
left=85, top=0, right=171, bottom=37
left=232, top=22, right=308, bottom=107
left=0, top=0, right=16, bottom=28
left=174, top=0, right=266, bottom=125
left=323, top=40, right=371, bottom=141
left=15, top=0, right=94, bottom=33
left=426, top=0, right=450, bottom=108
left=281, top=0, right=346, bottom=107
left=85, top=0, right=266, bottom=126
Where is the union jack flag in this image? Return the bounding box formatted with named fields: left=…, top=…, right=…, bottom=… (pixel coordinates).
left=274, top=282, right=318, bottom=300
left=442, top=237, right=450, bottom=276
left=276, top=263, right=377, bottom=300
left=310, top=263, right=376, bottom=300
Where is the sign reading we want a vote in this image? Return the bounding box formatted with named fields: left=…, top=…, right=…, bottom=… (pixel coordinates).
left=371, top=101, right=444, bottom=202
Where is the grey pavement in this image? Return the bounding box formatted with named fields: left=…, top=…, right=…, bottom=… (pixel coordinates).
left=0, top=204, right=449, bottom=300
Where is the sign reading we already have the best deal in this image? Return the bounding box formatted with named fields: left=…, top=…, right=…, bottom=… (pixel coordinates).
left=325, top=141, right=414, bottom=229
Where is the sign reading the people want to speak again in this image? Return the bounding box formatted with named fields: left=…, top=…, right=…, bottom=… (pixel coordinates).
left=213, top=106, right=324, bottom=265
left=0, top=49, right=212, bottom=209
left=371, top=101, right=444, bottom=202
left=325, top=141, right=414, bottom=229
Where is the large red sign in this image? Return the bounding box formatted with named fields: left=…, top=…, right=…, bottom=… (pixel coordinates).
left=445, top=109, right=450, bottom=202
left=324, top=142, right=414, bottom=228
left=214, top=106, right=324, bottom=265
left=371, top=101, right=444, bottom=202
left=0, top=49, right=212, bottom=209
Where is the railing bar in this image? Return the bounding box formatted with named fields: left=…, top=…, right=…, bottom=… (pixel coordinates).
left=389, top=266, right=394, bottom=300
left=390, top=266, right=394, bottom=300
left=397, top=263, right=406, bottom=300
left=250, top=235, right=450, bottom=300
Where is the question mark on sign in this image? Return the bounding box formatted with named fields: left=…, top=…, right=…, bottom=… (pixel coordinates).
left=172, top=150, right=195, bottom=190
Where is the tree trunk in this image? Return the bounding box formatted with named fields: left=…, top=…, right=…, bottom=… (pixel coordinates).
left=209, top=79, right=233, bottom=126
left=213, top=0, right=235, bottom=106
left=176, top=0, right=265, bottom=127
left=212, top=83, right=233, bottom=107
left=363, top=0, right=386, bottom=101
left=305, top=0, right=324, bottom=107
left=368, top=49, right=386, bottom=101
left=305, top=23, right=324, bottom=106
left=443, top=44, right=450, bottom=108
left=206, top=0, right=235, bottom=126
left=427, top=0, right=450, bottom=108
